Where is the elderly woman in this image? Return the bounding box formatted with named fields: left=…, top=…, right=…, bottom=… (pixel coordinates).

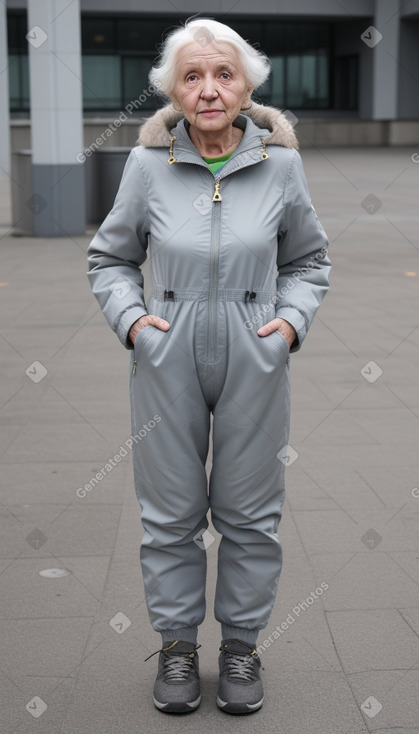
left=87, top=18, right=330, bottom=715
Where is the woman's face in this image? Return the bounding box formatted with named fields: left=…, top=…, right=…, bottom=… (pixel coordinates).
left=170, top=40, right=253, bottom=135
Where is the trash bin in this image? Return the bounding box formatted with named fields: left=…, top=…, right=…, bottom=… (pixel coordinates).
left=12, top=147, right=132, bottom=232
left=11, top=149, right=86, bottom=237
left=86, top=147, right=131, bottom=224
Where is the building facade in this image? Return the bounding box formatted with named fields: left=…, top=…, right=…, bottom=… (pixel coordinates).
left=6, top=0, right=419, bottom=123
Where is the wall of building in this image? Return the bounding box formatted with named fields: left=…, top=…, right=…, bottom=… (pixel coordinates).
left=7, top=0, right=375, bottom=16
left=6, top=0, right=419, bottom=137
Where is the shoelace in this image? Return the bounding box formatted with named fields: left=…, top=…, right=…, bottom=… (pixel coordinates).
left=220, top=647, right=265, bottom=680
left=144, top=642, right=201, bottom=681
left=161, top=653, right=196, bottom=681
left=224, top=655, right=257, bottom=681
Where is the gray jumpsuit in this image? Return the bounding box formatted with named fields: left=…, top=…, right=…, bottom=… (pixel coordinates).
left=87, top=103, right=331, bottom=645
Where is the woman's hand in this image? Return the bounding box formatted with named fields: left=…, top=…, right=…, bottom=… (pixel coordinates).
left=257, top=318, right=297, bottom=348
left=129, top=315, right=170, bottom=345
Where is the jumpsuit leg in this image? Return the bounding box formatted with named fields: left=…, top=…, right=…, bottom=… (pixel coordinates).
left=129, top=312, right=211, bottom=644
left=209, top=317, right=291, bottom=645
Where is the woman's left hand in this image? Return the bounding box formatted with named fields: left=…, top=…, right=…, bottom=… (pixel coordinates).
left=257, top=318, right=297, bottom=348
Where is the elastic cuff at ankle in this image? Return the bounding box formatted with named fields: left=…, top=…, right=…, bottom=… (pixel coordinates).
left=221, top=625, right=259, bottom=647
left=160, top=626, right=198, bottom=646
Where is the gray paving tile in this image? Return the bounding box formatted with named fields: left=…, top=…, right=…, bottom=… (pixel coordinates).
left=0, top=503, right=121, bottom=558
left=0, top=425, right=21, bottom=458
left=286, top=471, right=337, bottom=511
left=287, top=468, right=390, bottom=512
left=0, top=461, right=129, bottom=504
left=291, top=407, right=378, bottom=447
left=292, top=506, right=419, bottom=555
left=348, top=408, right=419, bottom=446
left=305, top=465, right=415, bottom=513
left=399, top=608, right=419, bottom=637
left=312, top=552, right=419, bottom=611
left=347, top=670, right=419, bottom=730
left=45, top=505, right=122, bottom=557
left=258, top=607, right=342, bottom=672
left=80, top=559, right=145, bottom=634
left=0, top=618, right=92, bottom=692
left=0, top=556, right=109, bottom=618
left=3, top=423, right=110, bottom=463
left=291, top=509, right=362, bottom=554
left=389, top=552, right=419, bottom=586
left=256, top=669, right=365, bottom=734
left=0, top=670, right=25, bottom=734
left=4, top=677, right=76, bottom=734
left=326, top=610, right=419, bottom=673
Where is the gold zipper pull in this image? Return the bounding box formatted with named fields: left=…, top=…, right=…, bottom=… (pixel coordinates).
left=212, top=180, right=222, bottom=202
left=168, top=136, right=177, bottom=164
left=261, top=137, right=269, bottom=160
left=132, top=359, right=137, bottom=375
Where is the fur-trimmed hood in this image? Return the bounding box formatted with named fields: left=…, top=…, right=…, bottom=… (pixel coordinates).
left=137, top=101, right=298, bottom=150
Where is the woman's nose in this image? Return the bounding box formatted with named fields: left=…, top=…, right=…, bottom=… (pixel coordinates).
left=200, top=76, right=218, bottom=98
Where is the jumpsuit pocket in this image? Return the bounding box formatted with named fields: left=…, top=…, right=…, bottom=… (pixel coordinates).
left=271, top=329, right=291, bottom=353
left=133, top=324, right=155, bottom=361
left=259, top=329, right=290, bottom=366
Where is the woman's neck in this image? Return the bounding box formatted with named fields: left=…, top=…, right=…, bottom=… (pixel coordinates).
left=188, top=124, right=243, bottom=158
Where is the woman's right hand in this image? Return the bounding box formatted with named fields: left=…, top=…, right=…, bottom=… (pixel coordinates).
left=129, top=314, right=170, bottom=345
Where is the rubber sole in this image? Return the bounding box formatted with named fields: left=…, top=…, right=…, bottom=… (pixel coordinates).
left=153, top=694, right=201, bottom=713
left=216, top=694, right=264, bottom=714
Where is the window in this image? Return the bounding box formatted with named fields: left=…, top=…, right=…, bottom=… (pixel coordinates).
left=7, top=12, right=29, bottom=112
left=8, top=12, right=336, bottom=114
left=82, top=56, right=122, bottom=109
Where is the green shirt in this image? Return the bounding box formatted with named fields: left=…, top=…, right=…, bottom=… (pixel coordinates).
left=202, top=151, right=233, bottom=174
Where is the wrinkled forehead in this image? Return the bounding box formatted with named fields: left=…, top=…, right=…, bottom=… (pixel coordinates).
left=174, top=40, right=244, bottom=74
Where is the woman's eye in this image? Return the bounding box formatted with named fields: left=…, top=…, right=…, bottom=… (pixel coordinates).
left=220, top=72, right=231, bottom=80
left=186, top=74, right=197, bottom=82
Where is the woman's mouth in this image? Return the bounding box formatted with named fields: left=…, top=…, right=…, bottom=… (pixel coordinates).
left=199, top=110, right=223, bottom=118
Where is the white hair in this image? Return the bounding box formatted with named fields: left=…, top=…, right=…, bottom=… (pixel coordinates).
left=149, top=18, right=271, bottom=98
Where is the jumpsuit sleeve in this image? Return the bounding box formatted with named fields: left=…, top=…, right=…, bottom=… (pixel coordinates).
left=275, top=149, right=331, bottom=353
left=86, top=147, right=149, bottom=350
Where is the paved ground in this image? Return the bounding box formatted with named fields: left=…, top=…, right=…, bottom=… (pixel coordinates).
left=1, top=145, right=419, bottom=734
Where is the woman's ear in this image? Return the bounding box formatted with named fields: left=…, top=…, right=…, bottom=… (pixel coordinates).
left=170, top=94, right=182, bottom=113
left=241, top=87, right=254, bottom=110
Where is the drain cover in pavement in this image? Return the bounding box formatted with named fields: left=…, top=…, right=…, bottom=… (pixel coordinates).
left=39, top=568, right=71, bottom=578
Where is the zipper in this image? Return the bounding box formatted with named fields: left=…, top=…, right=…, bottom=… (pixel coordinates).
left=132, top=359, right=137, bottom=375
left=167, top=160, right=225, bottom=363
left=212, top=180, right=222, bottom=202
left=166, top=144, right=267, bottom=364
left=208, top=178, right=222, bottom=363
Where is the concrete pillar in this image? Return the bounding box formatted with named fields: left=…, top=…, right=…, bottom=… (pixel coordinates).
left=371, top=0, right=400, bottom=119
left=0, top=1, right=11, bottom=177
left=27, top=0, right=85, bottom=236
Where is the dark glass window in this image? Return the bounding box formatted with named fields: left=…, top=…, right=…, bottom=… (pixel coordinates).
left=82, top=55, right=122, bottom=109
left=7, top=11, right=339, bottom=114
left=82, top=18, right=116, bottom=51
left=7, top=12, right=30, bottom=111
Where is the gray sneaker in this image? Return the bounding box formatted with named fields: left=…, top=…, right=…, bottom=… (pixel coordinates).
left=145, top=640, right=201, bottom=713
left=217, top=638, right=264, bottom=714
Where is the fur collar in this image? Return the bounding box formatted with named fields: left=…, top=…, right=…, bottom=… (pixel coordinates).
left=137, top=101, right=298, bottom=150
